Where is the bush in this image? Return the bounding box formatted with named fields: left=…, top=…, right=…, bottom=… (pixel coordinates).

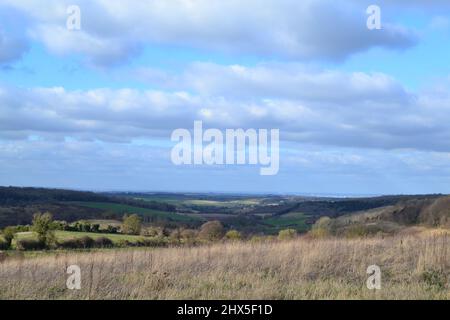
left=78, top=236, right=95, bottom=248
left=309, top=216, right=333, bottom=238
left=58, top=236, right=97, bottom=249
left=116, top=239, right=131, bottom=248
left=94, top=237, right=114, bottom=248
left=225, top=230, right=242, bottom=241
left=422, top=269, right=447, bottom=290
left=278, top=229, right=297, bottom=240
left=198, top=221, right=225, bottom=241
left=16, top=239, right=46, bottom=251
left=0, top=240, right=9, bottom=250
left=180, top=229, right=198, bottom=245
left=249, top=235, right=266, bottom=243
left=135, top=237, right=168, bottom=248
left=106, top=225, right=118, bottom=234
left=58, top=238, right=82, bottom=249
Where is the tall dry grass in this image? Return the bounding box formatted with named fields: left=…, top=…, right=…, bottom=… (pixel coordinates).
left=0, top=229, right=448, bottom=299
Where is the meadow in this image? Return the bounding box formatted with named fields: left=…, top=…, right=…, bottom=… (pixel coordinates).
left=0, top=229, right=448, bottom=300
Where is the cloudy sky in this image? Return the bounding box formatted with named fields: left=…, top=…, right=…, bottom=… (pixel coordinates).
left=1, top=0, right=450, bottom=195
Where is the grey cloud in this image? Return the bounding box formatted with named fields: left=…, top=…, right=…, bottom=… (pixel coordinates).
left=0, top=29, right=28, bottom=65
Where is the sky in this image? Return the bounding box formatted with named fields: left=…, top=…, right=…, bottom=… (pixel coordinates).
left=1, top=0, right=450, bottom=195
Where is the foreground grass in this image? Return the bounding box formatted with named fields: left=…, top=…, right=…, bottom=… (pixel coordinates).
left=0, top=230, right=448, bottom=299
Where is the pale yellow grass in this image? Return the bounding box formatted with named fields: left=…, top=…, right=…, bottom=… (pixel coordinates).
left=0, top=229, right=448, bottom=300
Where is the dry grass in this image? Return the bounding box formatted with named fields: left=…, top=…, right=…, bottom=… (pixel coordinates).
left=0, top=229, right=448, bottom=300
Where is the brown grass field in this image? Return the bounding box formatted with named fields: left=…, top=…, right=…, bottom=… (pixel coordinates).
left=0, top=229, right=448, bottom=300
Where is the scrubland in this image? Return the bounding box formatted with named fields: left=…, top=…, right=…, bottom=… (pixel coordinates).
left=0, top=228, right=448, bottom=300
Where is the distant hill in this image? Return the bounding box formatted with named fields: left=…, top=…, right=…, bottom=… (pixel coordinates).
left=1, top=187, right=448, bottom=235
left=319, top=195, right=450, bottom=237
left=0, top=187, right=183, bottom=228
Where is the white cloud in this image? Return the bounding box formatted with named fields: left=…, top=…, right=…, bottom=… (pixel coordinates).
left=2, top=0, right=418, bottom=66
left=1, top=64, right=450, bottom=152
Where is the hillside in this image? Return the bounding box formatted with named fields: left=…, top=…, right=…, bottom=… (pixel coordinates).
left=0, top=187, right=192, bottom=228
left=317, top=196, right=450, bottom=237
left=1, top=187, right=448, bottom=235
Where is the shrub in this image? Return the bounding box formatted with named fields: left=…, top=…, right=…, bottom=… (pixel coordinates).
left=422, top=269, right=447, bottom=290
left=50, top=221, right=67, bottom=231
left=106, top=225, right=118, bottom=234
left=58, top=238, right=83, bottom=249
left=16, top=239, right=46, bottom=251
left=58, top=236, right=97, bottom=249
left=0, top=240, right=9, bottom=250
left=225, top=230, right=242, bottom=241
left=343, top=225, right=372, bottom=238
left=198, top=221, right=225, bottom=241
left=14, top=225, right=30, bottom=233
left=78, top=236, right=95, bottom=248
left=278, top=229, right=297, bottom=240
left=116, top=239, right=131, bottom=248
left=169, top=229, right=183, bottom=243
left=309, top=216, right=333, bottom=238
left=94, top=237, right=114, bottom=248
left=249, top=235, right=266, bottom=243
left=135, top=237, right=168, bottom=248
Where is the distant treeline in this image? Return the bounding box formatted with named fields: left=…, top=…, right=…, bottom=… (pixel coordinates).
left=0, top=187, right=110, bottom=205
left=0, top=187, right=178, bottom=228
left=0, top=186, right=176, bottom=212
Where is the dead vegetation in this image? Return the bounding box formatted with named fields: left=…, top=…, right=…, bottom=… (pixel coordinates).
left=0, top=229, right=448, bottom=300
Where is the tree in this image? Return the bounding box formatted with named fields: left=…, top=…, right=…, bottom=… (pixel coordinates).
left=122, top=214, right=142, bottom=235
left=198, top=221, right=224, bottom=241
left=32, top=212, right=55, bottom=246
left=2, top=226, right=16, bottom=249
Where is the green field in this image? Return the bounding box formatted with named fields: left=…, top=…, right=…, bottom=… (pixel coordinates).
left=67, top=201, right=198, bottom=222
left=184, top=199, right=261, bottom=206
left=15, top=231, right=145, bottom=243
left=262, top=212, right=310, bottom=232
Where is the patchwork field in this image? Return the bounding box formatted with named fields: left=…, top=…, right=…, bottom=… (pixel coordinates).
left=262, top=212, right=310, bottom=233
left=67, top=202, right=197, bottom=222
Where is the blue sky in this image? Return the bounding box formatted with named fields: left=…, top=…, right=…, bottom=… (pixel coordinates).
left=1, top=0, right=450, bottom=195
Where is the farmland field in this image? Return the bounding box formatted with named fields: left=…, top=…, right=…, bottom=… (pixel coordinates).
left=262, top=212, right=309, bottom=232
left=67, top=202, right=197, bottom=222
